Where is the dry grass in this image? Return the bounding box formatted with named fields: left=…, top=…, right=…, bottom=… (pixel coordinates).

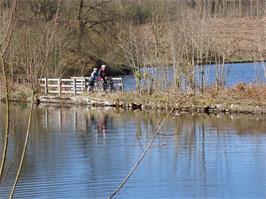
left=3, top=82, right=266, bottom=111
left=138, top=17, right=266, bottom=61
left=81, top=84, right=266, bottom=109
left=211, top=17, right=266, bottom=60
left=0, top=82, right=32, bottom=101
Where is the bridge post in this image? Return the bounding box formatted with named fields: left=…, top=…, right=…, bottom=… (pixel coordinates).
left=121, top=78, right=124, bottom=91
left=44, top=78, right=48, bottom=95
left=73, top=78, right=76, bottom=96
left=84, top=77, right=88, bottom=91
left=58, top=78, right=62, bottom=97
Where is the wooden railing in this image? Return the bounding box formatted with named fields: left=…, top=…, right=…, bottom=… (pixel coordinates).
left=109, top=77, right=124, bottom=91
left=39, top=77, right=123, bottom=96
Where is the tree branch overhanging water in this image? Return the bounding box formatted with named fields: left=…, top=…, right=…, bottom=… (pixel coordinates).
left=8, top=93, right=35, bottom=199
left=108, top=108, right=174, bottom=199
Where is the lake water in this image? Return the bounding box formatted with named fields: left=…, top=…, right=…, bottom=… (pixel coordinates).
left=122, top=62, right=266, bottom=91
left=0, top=104, right=266, bottom=198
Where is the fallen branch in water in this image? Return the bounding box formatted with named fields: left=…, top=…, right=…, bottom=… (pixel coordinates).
left=108, top=108, right=174, bottom=199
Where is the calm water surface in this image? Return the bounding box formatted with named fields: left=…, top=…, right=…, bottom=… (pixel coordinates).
left=0, top=104, right=266, bottom=198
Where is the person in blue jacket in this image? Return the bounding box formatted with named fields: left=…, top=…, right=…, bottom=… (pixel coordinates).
left=88, top=68, right=98, bottom=91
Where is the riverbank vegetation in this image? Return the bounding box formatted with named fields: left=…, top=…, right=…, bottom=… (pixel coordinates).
left=0, top=0, right=265, bottom=107
left=0, top=1, right=265, bottom=85
left=69, top=83, right=266, bottom=114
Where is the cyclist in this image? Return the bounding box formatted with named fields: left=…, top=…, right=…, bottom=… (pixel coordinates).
left=88, top=68, right=98, bottom=91
left=98, top=65, right=107, bottom=91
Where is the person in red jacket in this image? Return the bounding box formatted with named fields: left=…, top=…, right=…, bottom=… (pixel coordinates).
left=98, top=65, right=107, bottom=90
left=98, top=65, right=106, bottom=79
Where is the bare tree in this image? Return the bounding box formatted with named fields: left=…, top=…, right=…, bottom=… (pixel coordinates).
left=76, top=0, right=114, bottom=53
left=7, top=1, right=61, bottom=198
left=0, top=0, right=17, bottom=182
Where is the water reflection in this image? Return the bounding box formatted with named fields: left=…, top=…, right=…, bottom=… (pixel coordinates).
left=0, top=104, right=265, bottom=198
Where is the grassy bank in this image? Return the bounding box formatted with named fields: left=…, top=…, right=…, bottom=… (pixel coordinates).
left=36, top=83, right=266, bottom=115
left=1, top=82, right=266, bottom=115
left=0, top=84, right=33, bottom=103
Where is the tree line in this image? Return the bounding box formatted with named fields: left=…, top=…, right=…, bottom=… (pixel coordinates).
left=0, top=0, right=265, bottom=84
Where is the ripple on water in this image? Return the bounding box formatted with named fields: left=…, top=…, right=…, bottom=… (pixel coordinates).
left=0, top=105, right=266, bottom=199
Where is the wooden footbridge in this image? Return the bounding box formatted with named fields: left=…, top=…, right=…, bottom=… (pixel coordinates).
left=39, top=77, right=123, bottom=96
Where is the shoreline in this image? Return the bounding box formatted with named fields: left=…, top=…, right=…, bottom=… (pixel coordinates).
left=1, top=67, right=266, bottom=116
left=38, top=94, right=266, bottom=115
left=2, top=90, right=266, bottom=115
left=134, top=59, right=266, bottom=69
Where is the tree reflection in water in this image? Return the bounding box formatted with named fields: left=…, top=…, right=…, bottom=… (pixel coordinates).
left=0, top=104, right=266, bottom=198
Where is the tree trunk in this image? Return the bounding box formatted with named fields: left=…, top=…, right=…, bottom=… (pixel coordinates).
left=0, top=56, right=10, bottom=182
left=77, top=0, right=84, bottom=53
